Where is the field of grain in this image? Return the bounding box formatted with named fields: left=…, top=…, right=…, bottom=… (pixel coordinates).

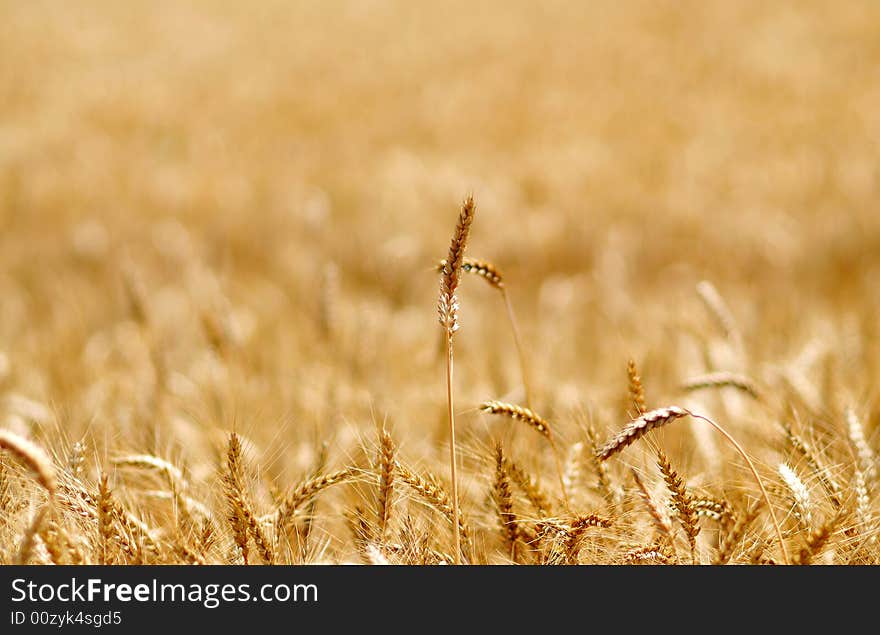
left=1, top=1, right=879, bottom=565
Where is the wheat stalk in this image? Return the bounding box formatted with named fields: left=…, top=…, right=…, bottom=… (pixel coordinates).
left=438, top=195, right=476, bottom=564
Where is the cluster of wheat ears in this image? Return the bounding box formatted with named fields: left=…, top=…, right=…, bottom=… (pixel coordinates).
left=0, top=196, right=876, bottom=566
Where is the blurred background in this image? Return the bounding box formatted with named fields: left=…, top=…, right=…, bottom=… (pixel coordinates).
left=1, top=1, right=878, bottom=486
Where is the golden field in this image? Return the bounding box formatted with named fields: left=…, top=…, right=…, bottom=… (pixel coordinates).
left=1, top=0, right=879, bottom=564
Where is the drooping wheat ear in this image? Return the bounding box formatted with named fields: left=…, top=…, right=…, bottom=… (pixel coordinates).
left=563, top=514, right=611, bottom=565
left=273, top=467, right=358, bottom=531
left=112, top=454, right=186, bottom=489
left=0, top=429, right=57, bottom=497
left=507, top=458, right=552, bottom=518
left=681, top=372, right=761, bottom=400
left=847, top=408, right=876, bottom=485
left=437, top=257, right=504, bottom=289
left=438, top=195, right=476, bottom=565
left=481, top=401, right=570, bottom=509
left=795, top=515, right=838, bottom=565
left=222, top=433, right=250, bottom=564
left=595, top=407, right=689, bottom=461
left=481, top=401, right=551, bottom=436
left=631, top=470, right=674, bottom=548
left=599, top=407, right=789, bottom=563
left=376, top=429, right=396, bottom=540
left=395, top=461, right=472, bottom=559
left=627, top=359, right=647, bottom=415
left=696, top=280, right=742, bottom=352
left=492, top=442, right=520, bottom=562
left=778, top=462, right=812, bottom=531
left=437, top=256, right=532, bottom=406
left=713, top=503, right=760, bottom=565
left=782, top=421, right=842, bottom=507
left=656, top=450, right=700, bottom=563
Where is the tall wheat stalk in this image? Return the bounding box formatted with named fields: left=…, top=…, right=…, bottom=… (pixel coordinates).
left=438, top=195, right=476, bottom=565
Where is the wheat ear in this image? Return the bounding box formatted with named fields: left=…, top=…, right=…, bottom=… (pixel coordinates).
left=376, top=429, right=396, bottom=540
left=480, top=401, right=570, bottom=509
left=395, top=461, right=472, bottom=558
left=0, top=429, right=57, bottom=497
left=656, top=449, right=700, bottom=563
left=438, top=195, right=476, bottom=564
left=681, top=372, right=761, bottom=400
left=627, top=359, right=647, bottom=415
left=492, top=442, right=520, bottom=562
left=597, top=407, right=789, bottom=564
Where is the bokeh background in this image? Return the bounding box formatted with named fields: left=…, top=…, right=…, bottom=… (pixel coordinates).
left=1, top=1, right=879, bottom=561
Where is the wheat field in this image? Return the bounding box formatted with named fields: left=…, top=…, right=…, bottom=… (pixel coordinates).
left=1, top=1, right=879, bottom=565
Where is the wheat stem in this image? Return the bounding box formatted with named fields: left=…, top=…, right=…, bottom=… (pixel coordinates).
left=686, top=412, right=788, bottom=565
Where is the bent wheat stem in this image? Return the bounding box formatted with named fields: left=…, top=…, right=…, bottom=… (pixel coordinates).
left=686, top=412, right=788, bottom=565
